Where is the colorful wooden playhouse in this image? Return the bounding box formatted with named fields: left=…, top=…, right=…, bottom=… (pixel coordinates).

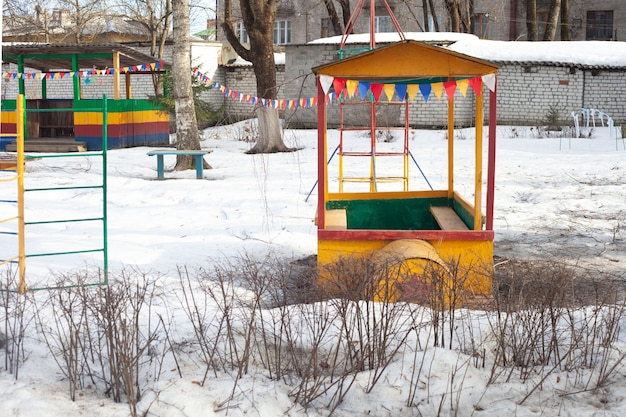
left=0, top=43, right=169, bottom=151
left=313, top=40, right=499, bottom=302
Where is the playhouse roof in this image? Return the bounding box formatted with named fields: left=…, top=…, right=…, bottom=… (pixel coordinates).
left=312, top=39, right=498, bottom=83
left=2, top=43, right=166, bottom=73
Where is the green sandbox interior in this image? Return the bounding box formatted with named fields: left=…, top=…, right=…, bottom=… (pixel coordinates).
left=326, top=197, right=475, bottom=230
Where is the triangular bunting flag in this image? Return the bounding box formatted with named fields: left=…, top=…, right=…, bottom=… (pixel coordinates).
left=395, top=84, right=408, bottom=101
left=407, top=84, right=419, bottom=102
left=332, top=78, right=347, bottom=97
left=456, top=79, right=469, bottom=97
left=432, top=83, right=443, bottom=100
left=319, top=74, right=334, bottom=94
left=346, top=80, right=358, bottom=98
left=358, top=82, right=370, bottom=100
left=383, top=84, right=395, bottom=101
left=443, top=81, right=457, bottom=99
left=482, top=74, right=496, bottom=92
left=469, top=77, right=482, bottom=96
left=370, top=83, right=384, bottom=102
left=419, top=84, right=431, bottom=102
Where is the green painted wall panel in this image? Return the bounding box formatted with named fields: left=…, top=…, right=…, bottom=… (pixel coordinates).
left=327, top=197, right=449, bottom=230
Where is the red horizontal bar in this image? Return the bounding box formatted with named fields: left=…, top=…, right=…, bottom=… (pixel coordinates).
left=318, top=229, right=494, bottom=241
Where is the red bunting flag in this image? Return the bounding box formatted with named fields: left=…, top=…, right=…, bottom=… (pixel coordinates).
left=370, top=83, right=384, bottom=102
left=443, top=81, right=457, bottom=99
left=469, top=77, right=482, bottom=95
left=332, top=78, right=347, bottom=97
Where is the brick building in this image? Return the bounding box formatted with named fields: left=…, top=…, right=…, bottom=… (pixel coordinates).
left=215, top=0, right=626, bottom=44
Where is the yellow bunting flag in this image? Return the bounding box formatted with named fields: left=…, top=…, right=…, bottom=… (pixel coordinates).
left=383, top=84, right=395, bottom=101
left=456, top=79, right=469, bottom=97
left=406, top=84, right=419, bottom=101
left=346, top=80, right=358, bottom=98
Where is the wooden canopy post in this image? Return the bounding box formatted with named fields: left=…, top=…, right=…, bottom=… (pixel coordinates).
left=474, top=86, right=484, bottom=230
left=113, top=51, right=121, bottom=100
left=16, top=55, right=25, bottom=95
left=447, top=87, right=455, bottom=199
left=486, top=82, right=498, bottom=230
left=125, top=72, right=132, bottom=99
left=72, top=54, right=80, bottom=100
left=316, top=76, right=327, bottom=230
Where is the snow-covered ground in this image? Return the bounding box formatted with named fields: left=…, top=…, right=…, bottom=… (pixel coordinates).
left=0, top=122, right=625, bottom=416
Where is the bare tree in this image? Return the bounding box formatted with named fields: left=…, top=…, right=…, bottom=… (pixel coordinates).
left=3, top=0, right=102, bottom=43
left=526, top=0, right=538, bottom=41
left=322, top=0, right=345, bottom=36
left=111, top=0, right=172, bottom=96
left=55, top=0, right=105, bottom=43
left=421, top=0, right=429, bottom=31
left=222, top=0, right=293, bottom=153
left=443, top=0, right=470, bottom=33
left=560, top=0, right=570, bottom=40
left=171, top=0, right=208, bottom=169
left=542, top=0, right=560, bottom=40
left=427, top=0, right=440, bottom=31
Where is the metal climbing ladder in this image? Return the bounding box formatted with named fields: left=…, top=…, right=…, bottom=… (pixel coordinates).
left=337, top=99, right=411, bottom=192
left=334, top=0, right=412, bottom=193
left=0, top=94, right=109, bottom=293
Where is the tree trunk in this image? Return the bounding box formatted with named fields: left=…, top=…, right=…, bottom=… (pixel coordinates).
left=560, top=0, right=570, bottom=40
left=323, top=0, right=343, bottom=36
left=428, top=0, right=440, bottom=31
left=542, top=0, right=560, bottom=41
left=246, top=37, right=291, bottom=154
left=445, top=0, right=461, bottom=32
left=171, top=0, right=210, bottom=169
left=422, top=0, right=429, bottom=31
left=221, top=0, right=292, bottom=154
left=526, top=0, right=538, bottom=41
left=338, top=0, right=351, bottom=29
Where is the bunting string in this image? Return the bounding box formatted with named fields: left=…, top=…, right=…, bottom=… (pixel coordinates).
left=192, top=68, right=496, bottom=110
left=2, top=62, right=496, bottom=110
left=2, top=62, right=165, bottom=81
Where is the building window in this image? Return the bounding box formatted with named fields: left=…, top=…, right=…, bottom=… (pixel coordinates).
left=274, top=20, right=291, bottom=44
left=586, top=10, right=613, bottom=40
left=236, top=22, right=249, bottom=43
left=375, top=15, right=393, bottom=33
left=471, top=13, right=489, bottom=38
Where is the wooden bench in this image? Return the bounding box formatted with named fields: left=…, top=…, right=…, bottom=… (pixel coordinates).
left=147, top=150, right=210, bottom=180
left=429, top=206, right=469, bottom=231
left=325, top=209, right=347, bottom=230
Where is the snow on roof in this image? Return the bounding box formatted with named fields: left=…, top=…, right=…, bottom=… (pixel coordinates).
left=225, top=52, right=285, bottom=67
left=309, top=32, right=626, bottom=69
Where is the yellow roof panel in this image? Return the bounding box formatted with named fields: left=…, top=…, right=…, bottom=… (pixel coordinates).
left=312, top=40, right=498, bottom=80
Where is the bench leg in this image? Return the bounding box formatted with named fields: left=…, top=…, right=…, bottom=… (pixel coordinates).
left=194, top=155, right=203, bottom=179
left=156, top=155, right=165, bottom=180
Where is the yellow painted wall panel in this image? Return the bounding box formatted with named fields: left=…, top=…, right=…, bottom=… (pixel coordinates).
left=1, top=111, right=17, bottom=124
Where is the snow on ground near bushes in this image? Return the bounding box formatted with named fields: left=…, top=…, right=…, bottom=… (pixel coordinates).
left=0, top=123, right=625, bottom=416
